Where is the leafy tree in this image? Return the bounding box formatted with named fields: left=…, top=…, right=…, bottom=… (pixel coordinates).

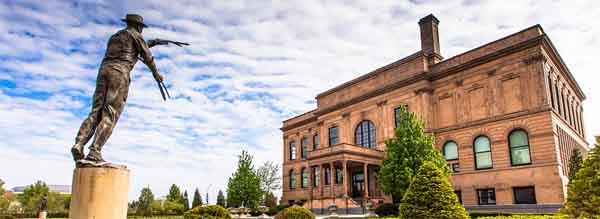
left=0, top=178, right=9, bottom=211
left=192, top=188, right=203, bottom=208
left=163, top=200, right=185, bottom=215
left=138, top=186, right=155, bottom=216
left=166, top=184, right=183, bottom=203
left=182, top=191, right=190, bottom=211
left=217, top=190, right=226, bottom=207
left=377, top=106, right=449, bottom=203
left=399, top=161, right=469, bottom=219
left=226, top=150, right=263, bottom=208
left=568, top=148, right=583, bottom=182
left=561, top=136, right=600, bottom=218
left=262, top=192, right=277, bottom=207
left=257, top=161, right=282, bottom=198
left=17, top=180, right=50, bottom=212
left=128, top=200, right=140, bottom=215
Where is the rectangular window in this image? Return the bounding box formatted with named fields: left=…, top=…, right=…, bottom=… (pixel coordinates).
left=455, top=190, right=462, bottom=204
left=324, top=167, right=330, bottom=185
left=328, top=126, right=339, bottom=146
left=289, top=141, right=296, bottom=160
left=451, top=163, right=460, bottom=173
left=477, top=188, right=496, bottom=205
left=394, top=105, right=408, bottom=128
left=312, top=167, right=319, bottom=187
left=301, top=137, right=308, bottom=160
left=313, top=134, right=319, bottom=150
left=335, top=168, right=343, bottom=184
left=513, top=186, right=536, bottom=204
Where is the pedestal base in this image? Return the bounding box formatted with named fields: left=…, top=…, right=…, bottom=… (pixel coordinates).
left=68, top=167, right=130, bottom=219
left=38, top=211, right=47, bottom=219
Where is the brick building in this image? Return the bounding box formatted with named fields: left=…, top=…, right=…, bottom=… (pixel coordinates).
left=280, top=14, right=588, bottom=214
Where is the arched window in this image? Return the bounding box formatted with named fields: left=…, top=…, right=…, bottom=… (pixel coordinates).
left=443, top=141, right=459, bottom=160
left=312, top=167, right=319, bottom=187
left=474, top=135, right=493, bottom=169
left=355, top=120, right=376, bottom=148
left=509, top=129, right=532, bottom=166
left=301, top=168, right=308, bottom=188
left=289, top=141, right=296, bottom=160
left=301, top=137, right=308, bottom=160
left=289, top=169, right=296, bottom=189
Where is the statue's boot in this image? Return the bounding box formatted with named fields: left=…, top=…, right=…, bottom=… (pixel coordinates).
left=71, top=144, right=84, bottom=162
left=84, top=146, right=106, bottom=165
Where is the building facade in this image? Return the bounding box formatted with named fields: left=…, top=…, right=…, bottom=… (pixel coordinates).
left=280, top=14, right=588, bottom=214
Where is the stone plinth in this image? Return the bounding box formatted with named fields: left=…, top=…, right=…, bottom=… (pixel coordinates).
left=68, top=167, right=129, bottom=219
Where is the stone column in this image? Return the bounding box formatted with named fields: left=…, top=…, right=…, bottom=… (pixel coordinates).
left=363, top=163, right=369, bottom=198
left=69, top=167, right=129, bottom=219
left=342, top=160, right=348, bottom=198
left=330, top=162, right=336, bottom=200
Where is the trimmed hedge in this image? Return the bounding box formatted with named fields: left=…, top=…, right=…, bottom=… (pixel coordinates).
left=374, top=203, right=398, bottom=217
left=478, top=216, right=566, bottom=219
left=184, top=205, right=231, bottom=219
left=274, top=205, right=315, bottom=219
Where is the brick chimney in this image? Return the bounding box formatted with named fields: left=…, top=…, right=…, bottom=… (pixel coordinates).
left=419, top=14, right=442, bottom=65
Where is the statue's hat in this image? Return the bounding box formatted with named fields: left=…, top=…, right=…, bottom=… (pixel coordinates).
left=121, top=14, right=148, bottom=27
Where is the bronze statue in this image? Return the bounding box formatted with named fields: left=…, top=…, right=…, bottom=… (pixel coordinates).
left=70, top=14, right=187, bottom=167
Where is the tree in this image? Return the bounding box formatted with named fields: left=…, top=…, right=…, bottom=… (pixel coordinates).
left=182, top=191, right=190, bottom=211
left=568, top=148, right=583, bottom=182
left=399, top=161, right=468, bottom=219
left=226, top=150, right=263, bottom=208
left=257, top=161, right=282, bottom=199
left=166, top=184, right=183, bottom=203
left=217, top=190, right=226, bottom=207
left=192, top=188, right=203, bottom=208
left=262, top=192, right=277, bottom=207
left=138, top=186, right=155, bottom=216
left=17, top=180, right=50, bottom=212
left=561, top=136, right=600, bottom=218
left=377, top=106, right=449, bottom=203
left=0, top=178, right=10, bottom=211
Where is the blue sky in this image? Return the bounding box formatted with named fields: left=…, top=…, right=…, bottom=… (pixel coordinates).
left=1, top=0, right=599, bottom=201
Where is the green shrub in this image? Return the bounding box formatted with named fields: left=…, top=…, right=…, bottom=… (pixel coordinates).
left=274, top=205, right=315, bottom=219
left=478, top=216, right=566, bottom=219
left=249, top=207, right=262, bottom=216
left=561, top=138, right=600, bottom=218
left=469, top=211, right=515, bottom=218
left=268, top=204, right=290, bottom=216
left=399, top=161, right=469, bottom=219
left=185, top=204, right=231, bottom=219
left=374, top=203, right=398, bottom=217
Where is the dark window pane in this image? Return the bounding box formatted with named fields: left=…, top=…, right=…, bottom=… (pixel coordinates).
left=509, top=130, right=531, bottom=166
left=336, top=168, right=343, bottom=184
left=324, top=168, right=330, bottom=185
left=451, top=163, right=460, bottom=173
left=514, top=187, right=536, bottom=204
left=477, top=189, right=496, bottom=205
left=301, top=137, right=308, bottom=159
left=329, top=127, right=339, bottom=146
left=455, top=190, right=462, bottom=204
left=355, top=120, right=376, bottom=148
left=289, top=170, right=296, bottom=189
left=313, top=134, right=319, bottom=150
left=301, top=168, right=308, bottom=188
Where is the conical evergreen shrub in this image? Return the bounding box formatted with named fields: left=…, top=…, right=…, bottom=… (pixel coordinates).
left=399, top=161, right=469, bottom=219
left=561, top=136, right=600, bottom=218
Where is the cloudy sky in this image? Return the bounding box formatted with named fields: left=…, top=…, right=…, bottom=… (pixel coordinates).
left=1, top=0, right=598, bottom=201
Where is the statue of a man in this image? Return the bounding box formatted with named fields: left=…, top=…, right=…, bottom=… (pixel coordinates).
left=39, top=194, right=48, bottom=212
left=70, top=14, right=164, bottom=167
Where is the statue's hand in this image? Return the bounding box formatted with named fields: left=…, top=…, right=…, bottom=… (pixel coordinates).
left=153, top=72, right=165, bottom=83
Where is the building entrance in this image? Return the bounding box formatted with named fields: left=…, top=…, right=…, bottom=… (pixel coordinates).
left=352, top=171, right=365, bottom=198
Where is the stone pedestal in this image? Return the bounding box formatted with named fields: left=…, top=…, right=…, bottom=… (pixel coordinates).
left=68, top=167, right=130, bottom=219
left=38, top=211, right=47, bottom=219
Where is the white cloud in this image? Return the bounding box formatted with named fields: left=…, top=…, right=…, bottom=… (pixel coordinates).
left=0, top=0, right=599, bottom=202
